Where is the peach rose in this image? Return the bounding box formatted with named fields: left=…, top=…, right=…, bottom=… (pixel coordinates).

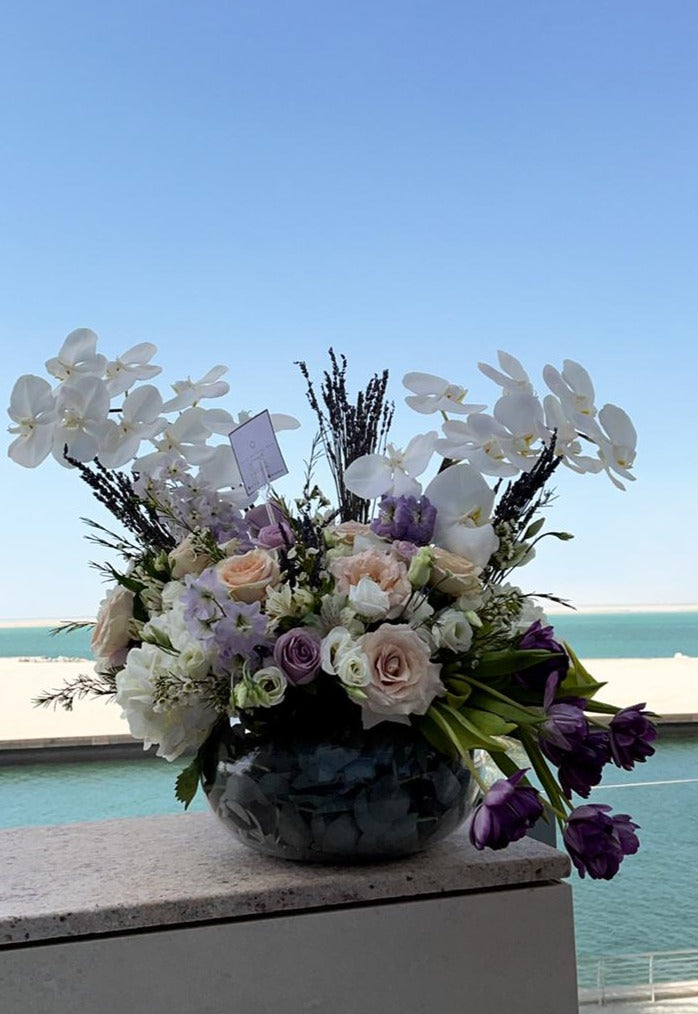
left=430, top=547, right=482, bottom=598
left=326, top=521, right=372, bottom=547
left=329, top=548, right=412, bottom=618
left=359, top=623, right=444, bottom=718
left=215, top=548, right=280, bottom=603
left=91, top=585, right=134, bottom=668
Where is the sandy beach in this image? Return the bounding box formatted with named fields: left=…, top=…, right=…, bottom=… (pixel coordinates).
left=0, top=654, right=696, bottom=745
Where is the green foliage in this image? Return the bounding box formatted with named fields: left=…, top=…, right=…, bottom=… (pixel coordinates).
left=175, top=756, right=201, bottom=809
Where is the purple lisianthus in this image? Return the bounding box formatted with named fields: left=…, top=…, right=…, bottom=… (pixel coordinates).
left=371, top=495, right=436, bottom=546
left=273, top=628, right=322, bottom=685
left=609, top=703, right=658, bottom=771
left=469, top=769, right=544, bottom=851
left=515, top=621, right=570, bottom=707
left=563, top=803, right=640, bottom=880
left=539, top=701, right=589, bottom=766
left=557, top=729, right=611, bottom=799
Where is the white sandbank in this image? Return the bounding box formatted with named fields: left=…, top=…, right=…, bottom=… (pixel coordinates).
left=0, top=655, right=697, bottom=745
left=544, top=603, right=698, bottom=615
left=0, top=618, right=94, bottom=630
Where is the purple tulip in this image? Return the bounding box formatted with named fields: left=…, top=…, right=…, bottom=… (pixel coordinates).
left=469, top=769, right=544, bottom=851
left=539, top=701, right=589, bottom=765
left=557, top=729, right=611, bottom=799
left=609, top=703, right=658, bottom=771
left=563, top=803, right=640, bottom=880
left=515, top=621, right=570, bottom=706
left=371, top=495, right=437, bottom=546
left=273, top=628, right=322, bottom=685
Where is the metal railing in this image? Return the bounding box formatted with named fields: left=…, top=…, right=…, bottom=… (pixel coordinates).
left=578, top=949, right=698, bottom=1006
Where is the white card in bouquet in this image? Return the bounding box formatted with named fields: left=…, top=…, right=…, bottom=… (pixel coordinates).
left=228, top=410, right=289, bottom=496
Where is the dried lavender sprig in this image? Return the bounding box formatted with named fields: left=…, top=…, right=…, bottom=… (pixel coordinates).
left=492, top=435, right=561, bottom=531
left=65, top=450, right=176, bottom=553
left=297, top=350, right=394, bottom=522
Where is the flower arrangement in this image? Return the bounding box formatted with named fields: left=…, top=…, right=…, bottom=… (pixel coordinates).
left=8, top=330, right=655, bottom=877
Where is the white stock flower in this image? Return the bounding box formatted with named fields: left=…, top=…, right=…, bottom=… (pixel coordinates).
left=45, top=329, right=107, bottom=383
left=98, top=385, right=164, bottom=468
left=115, top=643, right=217, bottom=761
left=7, top=375, right=57, bottom=467
left=343, top=432, right=438, bottom=499
left=478, top=351, right=534, bottom=396
left=424, top=464, right=499, bottom=567
left=402, top=372, right=486, bottom=415
left=104, top=343, right=162, bottom=397
left=161, top=365, right=229, bottom=412
left=52, top=374, right=111, bottom=464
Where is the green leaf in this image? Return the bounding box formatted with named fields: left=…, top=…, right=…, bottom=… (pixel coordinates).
left=175, top=756, right=201, bottom=809
left=523, top=517, right=545, bottom=539
left=460, top=707, right=516, bottom=738
left=437, top=703, right=507, bottom=751
left=473, top=648, right=567, bottom=679
left=466, top=690, right=542, bottom=725
left=559, top=641, right=604, bottom=696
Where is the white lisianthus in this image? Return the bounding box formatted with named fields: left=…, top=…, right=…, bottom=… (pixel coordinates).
left=347, top=576, right=392, bottom=620
left=320, top=626, right=356, bottom=675
left=161, top=579, right=186, bottom=611
left=336, top=648, right=371, bottom=688
left=434, top=608, right=474, bottom=652
left=233, top=665, right=287, bottom=710
left=115, top=643, right=217, bottom=761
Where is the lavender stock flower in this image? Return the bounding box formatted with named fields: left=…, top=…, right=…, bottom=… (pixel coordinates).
left=469, top=769, right=544, bottom=851
left=563, top=804, right=640, bottom=880
left=213, top=601, right=269, bottom=665
left=181, top=568, right=228, bottom=641
left=371, top=495, right=436, bottom=546
left=609, top=703, right=658, bottom=770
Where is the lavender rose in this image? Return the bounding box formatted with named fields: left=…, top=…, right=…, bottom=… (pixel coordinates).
left=273, top=628, right=322, bottom=685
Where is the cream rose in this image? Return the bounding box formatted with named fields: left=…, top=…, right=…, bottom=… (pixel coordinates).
left=325, top=521, right=372, bottom=547
left=359, top=623, right=445, bottom=719
left=168, top=535, right=213, bottom=580
left=329, top=548, right=412, bottom=618
left=91, top=585, right=134, bottom=667
left=216, top=548, right=280, bottom=603
left=430, top=547, right=482, bottom=598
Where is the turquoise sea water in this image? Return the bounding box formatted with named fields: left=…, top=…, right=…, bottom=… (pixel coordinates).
left=1, top=610, right=696, bottom=660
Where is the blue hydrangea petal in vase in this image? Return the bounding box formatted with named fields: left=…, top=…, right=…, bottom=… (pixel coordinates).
left=8, top=334, right=654, bottom=880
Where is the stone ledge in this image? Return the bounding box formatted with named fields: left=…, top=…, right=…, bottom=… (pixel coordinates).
left=0, top=811, right=570, bottom=947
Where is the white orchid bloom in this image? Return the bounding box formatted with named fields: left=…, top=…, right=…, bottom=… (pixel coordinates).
left=402, top=372, right=486, bottom=415
left=98, top=385, right=164, bottom=468
left=7, top=375, right=57, bottom=467
left=134, top=407, right=216, bottom=476
left=543, top=360, right=596, bottom=420
left=543, top=395, right=603, bottom=475
left=196, top=444, right=252, bottom=503
left=478, top=351, right=534, bottom=396
left=438, top=415, right=520, bottom=477
left=202, top=408, right=301, bottom=436
left=51, top=375, right=111, bottom=464
left=344, top=432, right=438, bottom=499
left=161, top=365, right=229, bottom=412
left=45, top=329, right=107, bottom=382
left=424, top=463, right=499, bottom=567
left=578, top=404, right=637, bottom=489
left=491, top=392, right=547, bottom=472
left=104, top=343, right=162, bottom=397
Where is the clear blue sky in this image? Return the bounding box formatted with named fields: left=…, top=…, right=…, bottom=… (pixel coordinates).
left=2, top=1, right=697, bottom=617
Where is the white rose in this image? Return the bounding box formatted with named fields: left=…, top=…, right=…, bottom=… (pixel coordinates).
left=91, top=585, right=134, bottom=668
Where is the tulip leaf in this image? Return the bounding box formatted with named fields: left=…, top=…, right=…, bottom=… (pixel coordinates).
left=472, top=648, right=566, bottom=679
left=466, top=690, right=542, bottom=725
left=460, top=707, right=516, bottom=738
